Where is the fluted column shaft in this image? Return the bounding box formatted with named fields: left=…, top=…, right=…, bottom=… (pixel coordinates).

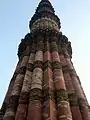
left=51, top=40, right=72, bottom=120
left=70, top=69, right=90, bottom=120
left=63, top=51, right=90, bottom=120
left=3, top=46, right=29, bottom=120
left=61, top=51, right=82, bottom=120
left=15, top=46, right=34, bottom=120
left=27, top=40, right=43, bottom=120
left=43, top=40, right=57, bottom=120
left=0, top=59, right=22, bottom=120
left=0, top=74, right=17, bottom=118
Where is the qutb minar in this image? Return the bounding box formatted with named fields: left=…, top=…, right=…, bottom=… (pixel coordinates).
left=0, top=0, right=90, bottom=120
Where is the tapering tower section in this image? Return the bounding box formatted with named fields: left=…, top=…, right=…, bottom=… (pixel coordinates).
left=0, top=0, right=90, bottom=120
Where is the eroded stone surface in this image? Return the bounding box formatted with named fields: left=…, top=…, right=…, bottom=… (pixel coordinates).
left=31, top=68, right=43, bottom=90
left=22, top=70, right=32, bottom=92
left=20, top=56, right=29, bottom=67
left=11, top=74, right=24, bottom=96
left=28, top=53, right=35, bottom=64
left=54, top=69, right=66, bottom=90
left=35, top=51, right=43, bottom=61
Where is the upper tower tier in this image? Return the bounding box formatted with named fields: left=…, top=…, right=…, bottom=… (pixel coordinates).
left=18, top=0, right=72, bottom=59
left=29, top=0, right=61, bottom=32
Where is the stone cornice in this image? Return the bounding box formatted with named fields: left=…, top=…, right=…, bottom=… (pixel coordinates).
left=18, top=31, right=72, bottom=59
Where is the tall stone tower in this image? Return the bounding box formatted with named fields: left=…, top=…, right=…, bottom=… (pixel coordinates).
left=0, top=0, right=90, bottom=120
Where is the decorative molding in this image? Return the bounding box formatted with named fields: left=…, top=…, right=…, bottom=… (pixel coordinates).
left=68, top=92, right=78, bottom=106
left=27, top=63, right=33, bottom=72
left=62, top=65, right=70, bottom=73
left=19, top=92, right=29, bottom=104
left=52, top=61, right=61, bottom=69
left=55, top=89, right=68, bottom=103
left=30, top=0, right=60, bottom=31
left=43, top=60, right=52, bottom=70
left=18, top=33, right=32, bottom=59
left=22, top=46, right=30, bottom=56
left=29, top=89, right=42, bottom=102
left=31, top=43, right=36, bottom=53
left=34, top=61, right=43, bottom=69
left=31, top=17, right=59, bottom=32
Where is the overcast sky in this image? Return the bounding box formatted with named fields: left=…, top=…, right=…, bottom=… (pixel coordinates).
left=0, top=0, right=90, bottom=107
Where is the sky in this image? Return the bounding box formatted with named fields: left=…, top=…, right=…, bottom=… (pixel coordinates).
left=0, top=0, right=90, bottom=107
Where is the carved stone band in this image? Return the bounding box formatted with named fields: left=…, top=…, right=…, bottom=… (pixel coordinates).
left=55, top=89, right=68, bottom=103
left=34, top=61, right=43, bottom=69
left=29, top=88, right=42, bottom=102
left=27, top=63, right=33, bottom=72
left=52, top=61, right=61, bottom=69
left=68, top=92, right=78, bottom=106
left=44, top=60, right=52, bottom=70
